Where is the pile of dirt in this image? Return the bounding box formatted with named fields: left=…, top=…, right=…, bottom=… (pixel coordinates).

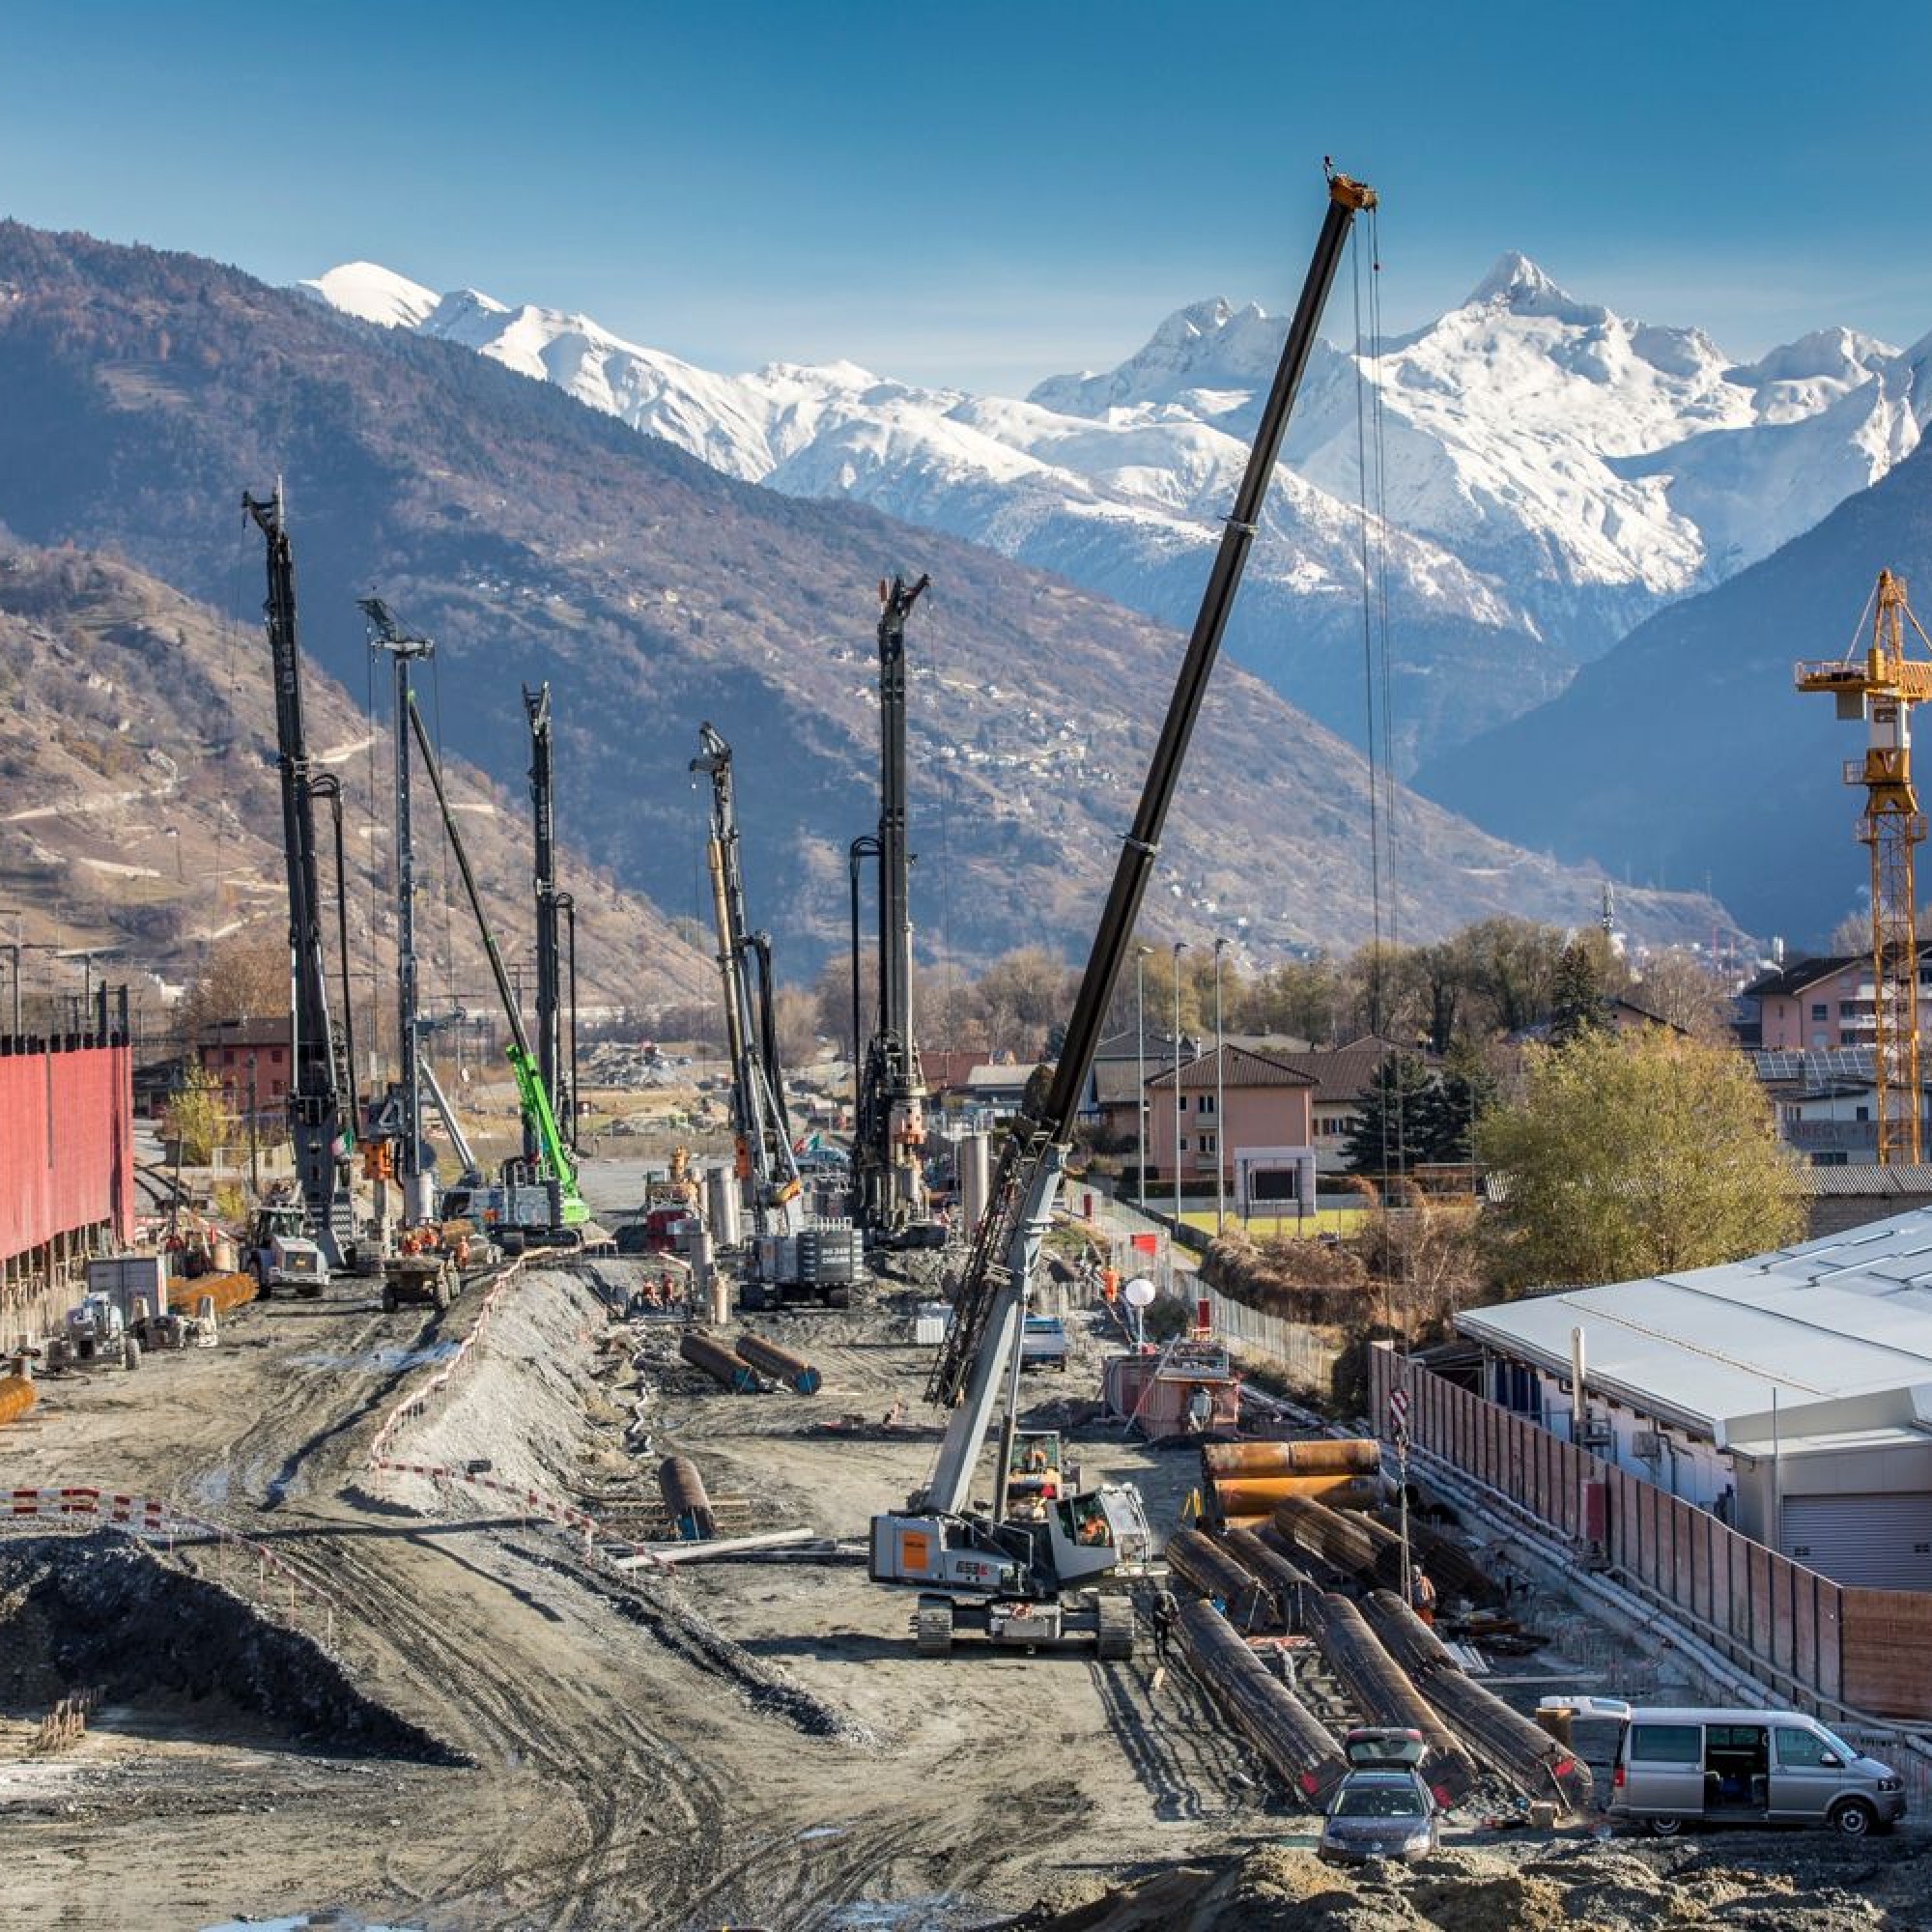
left=0, top=1533, right=462, bottom=1762
left=1007, top=1837, right=1923, bottom=1932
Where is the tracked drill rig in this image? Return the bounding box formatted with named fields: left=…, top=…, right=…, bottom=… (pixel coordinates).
left=868, top=169, right=1377, bottom=1656
left=694, top=724, right=864, bottom=1309
left=852, top=573, right=943, bottom=1246
left=242, top=485, right=357, bottom=1270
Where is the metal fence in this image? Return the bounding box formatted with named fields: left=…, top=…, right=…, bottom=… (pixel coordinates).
left=1202, top=1282, right=1347, bottom=1400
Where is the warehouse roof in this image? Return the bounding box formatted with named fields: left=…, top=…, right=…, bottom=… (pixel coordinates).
left=1457, top=1208, right=1932, bottom=1438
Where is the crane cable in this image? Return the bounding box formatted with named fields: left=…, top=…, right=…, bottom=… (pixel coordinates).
left=1351, top=200, right=1406, bottom=1185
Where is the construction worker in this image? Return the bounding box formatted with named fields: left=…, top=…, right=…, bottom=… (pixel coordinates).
left=1410, top=1565, right=1437, bottom=1627
left=1150, top=1588, right=1179, bottom=1664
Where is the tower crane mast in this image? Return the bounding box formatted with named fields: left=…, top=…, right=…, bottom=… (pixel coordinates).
left=1797, top=569, right=1932, bottom=1164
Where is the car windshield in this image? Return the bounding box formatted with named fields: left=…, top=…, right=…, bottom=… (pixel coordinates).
left=1814, top=1724, right=1857, bottom=1762
left=1335, top=1787, right=1423, bottom=1819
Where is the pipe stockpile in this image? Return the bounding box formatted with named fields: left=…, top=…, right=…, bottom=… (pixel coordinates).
left=1200, top=1438, right=1385, bottom=1527
left=679, top=1330, right=760, bottom=1394
left=166, top=1269, right=257, bottom=1318
left=1176, top=1597, right=1347, bottom=1808
left=1165, top=1529, right=1270, bottom=1629
left=657, top=1455, right=719, bottom=1541
left=1363, top=1590, right=1595, bottom=1817
left=1311, top=1592, right=1477, bottom=1804
left=1204, top=1438, right=1382, bottom=1480
left=734, top=1330, right=822, bottom=1396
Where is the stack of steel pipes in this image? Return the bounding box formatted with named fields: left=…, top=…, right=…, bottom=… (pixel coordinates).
left=1363, top=1589, right=1595, bottom=1816
left=1199, top=1439, right=1385, bottom=1527
left=1267, top=1492, right=1384, bottom=1575
left=679, top=1330, right=760, bottom=1394
left=1164, top=1528, right=1271, bottom=1629
left=735, top=1330, right=822, bottom=1396
left=1175, top=1597, right=1347, bottom=1808
left=1222, top=1525, right=1317, bottom=1630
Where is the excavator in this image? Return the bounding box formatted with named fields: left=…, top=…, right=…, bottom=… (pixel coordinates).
left=868, top=168, right=1376, bottom=1656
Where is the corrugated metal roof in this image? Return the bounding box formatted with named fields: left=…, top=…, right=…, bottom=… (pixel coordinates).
left=1456, top=1206, right=1932, bottom=1435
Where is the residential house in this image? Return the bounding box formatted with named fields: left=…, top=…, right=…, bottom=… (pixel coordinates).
left=196, top=1016, right=293, bottom=1123
left=1743, top=944, right=1932, bottom=1052
left=1749, top=1045, right=1932, bottom=1166
left=1260, top=1035, right=1403, bottom=1173
left=1146, top=1044, right=1317, bottom=1208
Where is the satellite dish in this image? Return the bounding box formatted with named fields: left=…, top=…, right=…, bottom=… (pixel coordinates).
left=1123, top=1276, right=1157, bottom=1308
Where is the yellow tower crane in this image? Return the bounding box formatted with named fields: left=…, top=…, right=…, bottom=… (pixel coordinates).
left=1796, top=571, right=1932, bottom=1164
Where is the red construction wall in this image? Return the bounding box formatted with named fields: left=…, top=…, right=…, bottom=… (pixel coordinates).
left=0, top=1044, right=134, bottom=1259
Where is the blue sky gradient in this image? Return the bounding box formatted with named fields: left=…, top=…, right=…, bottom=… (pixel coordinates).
left=3, top=1, right=1927, bottom=392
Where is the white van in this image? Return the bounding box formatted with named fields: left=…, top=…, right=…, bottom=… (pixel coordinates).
left=1543, top=1697, right=1906, bottom=1839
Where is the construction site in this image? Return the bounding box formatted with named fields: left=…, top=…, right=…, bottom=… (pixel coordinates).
left=6, top=173, right=1932, bottom=1932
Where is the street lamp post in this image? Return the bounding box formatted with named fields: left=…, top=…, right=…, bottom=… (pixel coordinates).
left=1213, top=936, right=1228, bottom=1235
left=1135, top=944, right=1151, bottom=1207
left=1172, top=941, right=1186, bottom=1231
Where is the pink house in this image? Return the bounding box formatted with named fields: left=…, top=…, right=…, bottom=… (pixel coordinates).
left=1746, top=944, right=1932, bottom=1052
left=1145, top=1045, right=1316, bottom=1190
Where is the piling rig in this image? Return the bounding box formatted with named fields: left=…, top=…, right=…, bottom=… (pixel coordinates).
left=868, top=169, right=1377, bottom=1656
left=242, top=485, right=357, bottom=1269
left=852, top=573, right=943, bottom=1247
left=693, top=723, right=864, bottom=1309
left=524, top=682, right=576, bottom=1160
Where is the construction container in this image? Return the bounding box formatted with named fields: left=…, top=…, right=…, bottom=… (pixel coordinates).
left=86, top=1254, right=168, bottom=1325
left=1104, top=1347, right=1240, bottom=1440
left=913, top=1302, right=952, bottom=1347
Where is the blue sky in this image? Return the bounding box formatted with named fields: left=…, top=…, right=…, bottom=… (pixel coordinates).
left=3, top=1, right=1929, bottom=393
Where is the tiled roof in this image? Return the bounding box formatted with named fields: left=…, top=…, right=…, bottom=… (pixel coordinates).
left=1148, top=1044, right=1316, bottom=1092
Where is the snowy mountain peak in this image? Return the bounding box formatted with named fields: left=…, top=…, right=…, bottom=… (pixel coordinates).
left=299, top=261, right=439, bottom=329
left=1463, top=252, right=1590, bottom=320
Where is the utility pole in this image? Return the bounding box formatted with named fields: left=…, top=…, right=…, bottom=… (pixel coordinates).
left=247, top=1052, right=261, bottom=1199
left=1172, top=940, right=1186, bottom=1230
left=361, top=597, right=436, bottom=1226
left=1213, top=936, right=1228, bottom=1236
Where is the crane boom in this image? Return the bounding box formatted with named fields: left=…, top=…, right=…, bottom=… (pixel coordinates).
left=242, top=485, right=354, bottom=1266
left=915, top=171, right=1376, bottom=1518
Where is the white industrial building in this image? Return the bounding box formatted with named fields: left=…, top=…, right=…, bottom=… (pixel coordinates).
left=1456, top=1210, right=1932, bottom=1591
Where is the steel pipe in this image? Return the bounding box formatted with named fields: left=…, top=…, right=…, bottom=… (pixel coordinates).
left=735, top=1330, right=822, bottom=1396
left=1269, top=1493, right=1382, bottom=1575
left=657, top=1455, right=718, bottom=1541
left=1363, top=1588, right=1595, bottom=1817
left=1210, top=1473, right=1386, bottom=1520
left=1203, top=1438, right=1382, bottom=1480
left=1176, top=1597, right=1347, bottom=1809
left=1165, top=1528, right=1271, bottom=1629
left=679, top=1330, right=760, bottom=1394
left=0, top=1374, right=34, bottom=1428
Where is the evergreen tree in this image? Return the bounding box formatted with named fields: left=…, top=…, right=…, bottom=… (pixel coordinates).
left=1548, top=940, right=1611, bottom=1046
left=1344, top=1051, right=1436, bottom=1177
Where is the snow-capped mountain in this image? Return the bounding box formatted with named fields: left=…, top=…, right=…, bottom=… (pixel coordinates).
left=301, top=256, right=1932, bottom=771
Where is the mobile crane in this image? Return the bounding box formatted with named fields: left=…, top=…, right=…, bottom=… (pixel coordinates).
left=693, top=723, right=864, bottom=1309
left=869, top=169, right=1377, bottom=1656
left=852, top=573, right=944, bottom=1246
left=242, top=485, right=357, bottom=1273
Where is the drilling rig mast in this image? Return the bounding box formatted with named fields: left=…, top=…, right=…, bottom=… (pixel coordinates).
left=1797, top=570, right=1932, bottom=1163
left=524, top=683, right=571, bottom=1157
left=242, top=485, right=356, bottom=1266
left=853, top=572, right=937, bottom=1243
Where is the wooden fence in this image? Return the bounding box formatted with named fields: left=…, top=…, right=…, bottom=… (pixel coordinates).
left=1370, top=1347, right=1932, bottom=1723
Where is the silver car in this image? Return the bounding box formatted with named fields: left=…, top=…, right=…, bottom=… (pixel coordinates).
left=1318, top=1767, right=1440, bottom=1864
